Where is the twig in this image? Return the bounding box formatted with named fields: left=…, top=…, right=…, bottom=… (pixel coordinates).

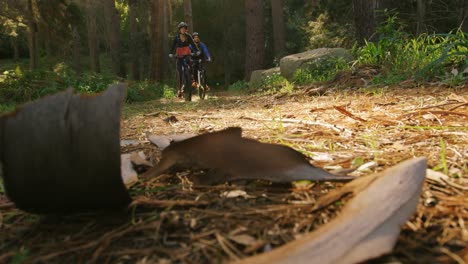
left=418, top=101, right=465, bottom=110
left=401, top=110, right=468, bottom=118
left=240, top=116, right=353, bottom=137
left=129, top=197, right=211, bottom=208
left=448, top=102, right=468, bottom=111
left=437, top=247, right=465, bottom=264
left=333, top=106, right=367, bottom=122
left=215, top=232, right=243, bottom=261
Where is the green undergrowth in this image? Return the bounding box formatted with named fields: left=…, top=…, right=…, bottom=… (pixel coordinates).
left=253, top=13, right=467, bottom=92
left=292, top=57, right=351, bottom=85
left=355, top=13, right=467, bottom=85
left=0, top=61, right=178, bottom=108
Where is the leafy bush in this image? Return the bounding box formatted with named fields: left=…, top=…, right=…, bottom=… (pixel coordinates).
left=261, top=73, right=294, bottom=93
left=228, top=80, right=248, bottom=91
left=356, top=13, right=467, bottom=83
left=0, top=63, right=178, bottom=104
left=0, top=103, right=15, bottom=113
left=292, top=56, right=351, bottom=85
left=305, top=13, right=355, bottom=49
left=126, top=81, right=176, bottom=103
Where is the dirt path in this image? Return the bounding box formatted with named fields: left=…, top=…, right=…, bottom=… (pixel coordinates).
left=0, top=86, right=466, bottom=263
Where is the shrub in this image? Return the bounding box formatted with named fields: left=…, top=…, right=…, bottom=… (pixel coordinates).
left=261, top=73, right=294, bottom=93
left=356, top=13, right=467, bottom=83
left=292, top=56, right=350, bottom=85
left=126, top=81, right=176, bottom=103
left=228, top=80, right=248, bottom=92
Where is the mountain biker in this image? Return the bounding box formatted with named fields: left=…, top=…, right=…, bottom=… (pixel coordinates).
left=190, top=32, right=212, bottom=91
left=169, top=22, right=200, bottom=98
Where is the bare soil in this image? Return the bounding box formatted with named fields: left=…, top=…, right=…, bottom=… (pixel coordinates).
left=0, top=84, right=467, bottom=264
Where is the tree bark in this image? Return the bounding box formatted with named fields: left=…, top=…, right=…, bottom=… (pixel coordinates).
left=72, top=28, right=82, bottom=75
left=129, top=0, right=140, bottom=80
left=244, top=0, right=265, bottom=81
left=352, top=0, right=377, bottom=45
left=86, top=0, right=101, bottom=73
left=222, top=0, right=233, bottom=86
left=271, top=0, right=286, bottom=58
left=10, top=37, right=19, bottom=61
left=45, top=25, right=53, bottom=58
left=150, top=0, right=164, bottom=81
left=27, top=0, right=39, bottom=70
left=162, top=0, right=170, bottom=76
left=183, top=0, right=193, bottom=31
left=103, top=0, right=126, bottom=78
left=416, top=0, right=426, bottom=34
left=458, top=0, right=468, bottom=33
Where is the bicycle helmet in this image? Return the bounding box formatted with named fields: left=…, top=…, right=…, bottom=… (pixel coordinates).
left=192, top=32, right=199, bottom=37
left=177, top=22, right=188, bottom=30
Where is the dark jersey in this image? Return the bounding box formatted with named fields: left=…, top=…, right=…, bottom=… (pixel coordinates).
left=171, top=33, right=199, bottom=55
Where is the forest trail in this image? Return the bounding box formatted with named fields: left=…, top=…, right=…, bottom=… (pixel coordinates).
left=119, top=85, right=467, bottom=263
left=0, top=86, right=466, bottom=263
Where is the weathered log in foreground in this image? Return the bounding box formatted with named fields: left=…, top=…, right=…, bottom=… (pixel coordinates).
left=143, top=127, right=355, bottom=184
left=236, top=157, right=427, bottom=264
left=0, top=84, right=131, bottom=214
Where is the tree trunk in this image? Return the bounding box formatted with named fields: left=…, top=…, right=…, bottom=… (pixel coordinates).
left=244, top=0, right=265, bottom=81
left=10, top=37, right=19, bottom=61
left=27, top=0, right=39, bottom=70
left=129, top=0, right=140, bottom=80
left=352, top=0, right=377, bottom=45
left=103, top=0, right=126, bottom=78
left=86, top=0, right=101, bottom=73
left=150, top=0, right=164, bottom=81
left=416, top=0, right=426, bottom=34
left=183, top=0, right=194, bottom=31
left=72, top=28, right=82, bottom=75
left=162, top=0, right=170, bottom=77
left=222, top=0, right=233, bottom=86
left=45, top=26, right=53, bottom=58
left=271, top=0, right=286, bottom=58
left=458, top=0, right=468, bottom=33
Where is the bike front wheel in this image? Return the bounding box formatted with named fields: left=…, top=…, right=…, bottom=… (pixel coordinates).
left=183, top=66, right=192, bottom=102
left=198, top=70, right=206, bottom=100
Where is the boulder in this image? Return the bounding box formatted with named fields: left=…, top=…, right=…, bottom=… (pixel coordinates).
left=280, top=48, right=353, bottom=80
left=249, top=67, right=281, bottom=87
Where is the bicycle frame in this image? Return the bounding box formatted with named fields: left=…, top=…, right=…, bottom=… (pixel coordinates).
left=174, top=55, right=192, bottom=101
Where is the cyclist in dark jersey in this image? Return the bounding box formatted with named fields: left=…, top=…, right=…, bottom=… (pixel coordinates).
left=169, top=22, right=200, bottom=98
left=190, top=32, right=212, bottom=90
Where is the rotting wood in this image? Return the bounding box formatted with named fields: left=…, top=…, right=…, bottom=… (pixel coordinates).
left=141, top=127, right=355, bottom=184
left=0, top=84, right=131, bottom=214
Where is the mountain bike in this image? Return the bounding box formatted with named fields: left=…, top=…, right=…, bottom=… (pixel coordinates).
left=194, top=58, right=208, bottom=100
left=170, top=53, right=197, bottom=102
